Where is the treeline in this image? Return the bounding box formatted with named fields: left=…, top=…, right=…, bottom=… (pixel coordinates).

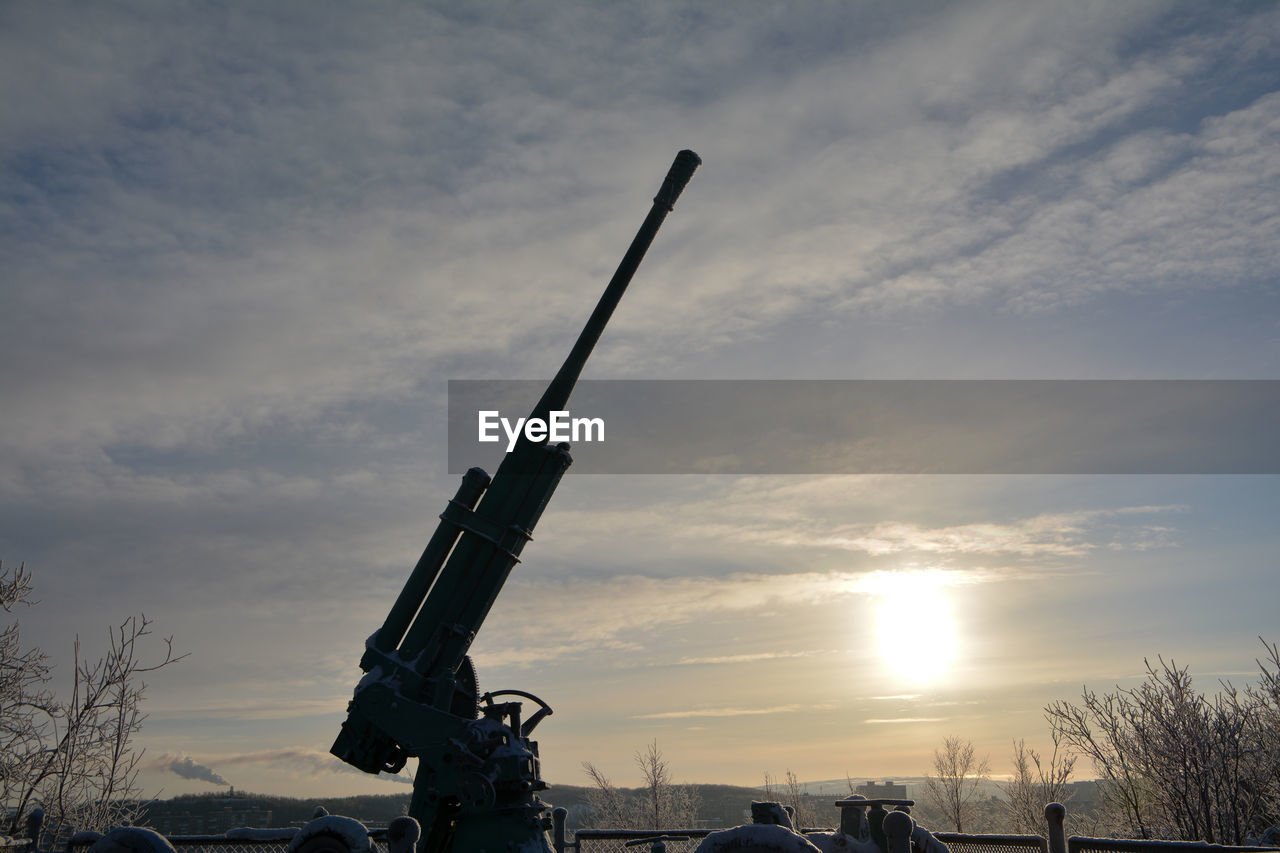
left=144, top=784, right=767, bottom=834
left=153, top=792, right=411, bottom=827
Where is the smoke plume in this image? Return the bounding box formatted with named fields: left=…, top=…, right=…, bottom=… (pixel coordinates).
left=153, top=753, right=231, bottom=786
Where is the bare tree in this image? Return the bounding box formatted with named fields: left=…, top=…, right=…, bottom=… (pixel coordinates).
left=1, top=562, right=185, bottom=841
left=635, top=739, right=673, bottom=829
left=924, top=736, right=991, bottom=832
left=1045, top=641, right=1280, bottom=843
left=582, top=741, right=700, bottom=829
left=635, top=740, right=700, bottom=829
left=1, top=564, right=54, bottom=830
left=581, top=761, right=635, bottom=829
left=1005, top=736, right=1076, bottom=834
left=762, top=769, right=814, bottom=829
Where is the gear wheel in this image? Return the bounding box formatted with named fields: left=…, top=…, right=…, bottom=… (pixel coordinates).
left=451, top=654, right=480, bottom=719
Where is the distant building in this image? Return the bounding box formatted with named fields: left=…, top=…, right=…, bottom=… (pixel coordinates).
left=855, top=780, right=907, bottom=800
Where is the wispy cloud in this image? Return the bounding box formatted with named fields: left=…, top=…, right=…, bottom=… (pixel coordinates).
left=543, top=478, right=1186, bottom=565
left=474, top=566, right=1021, bottom=667
left=673, top=651, right=826, bottom=666
left=863, top=718, right=947, bottom=725
left=5, top=4, right=1278, bottom=470
left=634, top=704, right=835, bottom=720
left=153, top=697, right=347, bottom=722
left=814, top=506, right=1186, bottom=557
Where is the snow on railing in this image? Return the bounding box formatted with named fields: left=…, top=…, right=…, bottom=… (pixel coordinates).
left=552, top=801, right=1277, bottom=853
left=45, top=813, right=419, bottom=853
left=24, top=800, right=1279, bottom=853
left=1068, top=838, right=1278, bottom=853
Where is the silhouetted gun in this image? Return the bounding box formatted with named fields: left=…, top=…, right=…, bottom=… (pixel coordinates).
left=331, top=150, right=701, bottom=853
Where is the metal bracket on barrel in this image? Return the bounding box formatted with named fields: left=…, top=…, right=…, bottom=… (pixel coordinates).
left=439, top=500, right=531, bottom=562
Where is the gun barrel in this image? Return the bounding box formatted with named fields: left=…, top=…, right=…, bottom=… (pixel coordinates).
left=399, top=150, right=701, bottom=672
left=528, top=149, right=701, bottom=422
left=334, top=150, right=702, bottom=790
left=373, top=467, right=491, bottom=653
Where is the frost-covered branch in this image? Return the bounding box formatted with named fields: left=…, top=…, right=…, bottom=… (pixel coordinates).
left=1005, top=735, right=1076, bottom=835
left=2, top=563, right=185, bottom=841
left=1045, top=640, right=1280, bottom=843
left=924, top=735, right=991, bottom=833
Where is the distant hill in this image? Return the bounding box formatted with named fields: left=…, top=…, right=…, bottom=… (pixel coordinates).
left=142, top=783, right=780, bottom=835
left=142, top=777, right=1100, bottom=836
left=801, top=776, right=1007, bottom=801
left=544, top=781, right=768, bottom=830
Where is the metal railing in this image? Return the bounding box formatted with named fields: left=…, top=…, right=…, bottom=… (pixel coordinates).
left=24, top=801, right=1280, bottom=853
left=67, top=839, right=305, bottom=853
left=935, top=833, right=1050, bottom=853
left=1068, top=838, right=1276, bottom=853
left=559, top=828, right=711, bottom=853
left=552, top=800, right=1061, bottom=853
left=35, top=814, right=406, bottom=853
left=61, top=830, right=406, bottom=853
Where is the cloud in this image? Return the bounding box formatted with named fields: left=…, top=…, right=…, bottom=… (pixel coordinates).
left=633, top=704, right=835, bottom=720
left=673, top=651, right=825, bottom=666
left=151, top=753, right=230, bottom=786
left=465, top=498, right=1184, bottom=667
left=152, top=698, right=349, bottom=722
left=473, top=565, right=1024, bottom=667
left=814, top=506, right=1185, bottom=557
left=5, top=3, right=1278, bottom=473
left=863, top=718, right=947, bottom=725
left=544, top=483, right=1185, bottom=566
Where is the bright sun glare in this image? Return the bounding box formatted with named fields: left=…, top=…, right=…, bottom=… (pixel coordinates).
left=871, top=572, right=960, bottom=684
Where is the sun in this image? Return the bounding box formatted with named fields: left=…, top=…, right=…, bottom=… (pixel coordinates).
left=871, top=572, right=959, bottom=684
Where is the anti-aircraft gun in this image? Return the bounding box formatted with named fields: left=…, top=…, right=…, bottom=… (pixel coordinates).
left=331, top=150, right=702, bottom=853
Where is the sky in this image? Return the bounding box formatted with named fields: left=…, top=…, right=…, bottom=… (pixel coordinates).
left=2, top=1, right=1279, bottom=802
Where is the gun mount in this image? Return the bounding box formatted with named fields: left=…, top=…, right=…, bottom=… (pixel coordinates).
left=331, top=150, right=701, bottom=853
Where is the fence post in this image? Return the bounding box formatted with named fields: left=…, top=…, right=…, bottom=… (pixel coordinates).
left=24, top=808, right=43, bottom=853
left=385, top=817, right=419, bottom=853
left=552, top=808, right=568, bottom=853
left=86, top=828, right=176, bottom=853
left=1045, top=803, right=1067, bottom=853
left=884, top=811, right=914, bottom=853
